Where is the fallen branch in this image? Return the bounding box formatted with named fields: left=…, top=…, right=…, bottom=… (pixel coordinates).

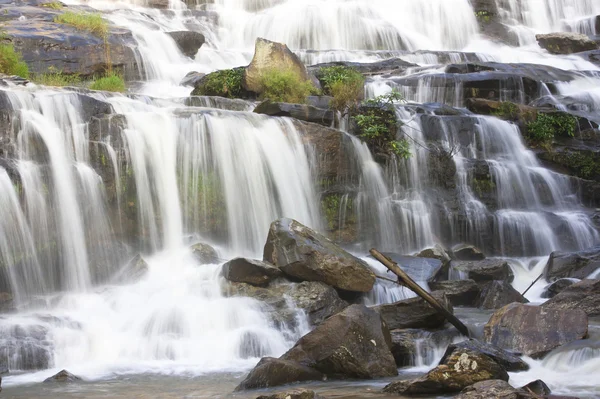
left=521, top=273, right=544, bottom=297
left=370, top=248, right=470, bottom=337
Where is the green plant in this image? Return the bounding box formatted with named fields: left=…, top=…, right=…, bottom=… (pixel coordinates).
left=33, top=67, right=80, bottom=86
left=0, top=43, right=29, bottom=78
left=192, top=68, right=244, bottom=98
left=318, top=66, right=365, bottom=111
left=40, top=1, right=63, bottom=9
left=475, top=10, right=491, bottom=23
left=54, top=12, right=108, bottom=37
left=492, top=101, right=520, bottom=119
left=90, top=73, right=125, bottom=92
left=258, top=68, right=316, bottom=103
left=526, top=112, right=578, bottom=144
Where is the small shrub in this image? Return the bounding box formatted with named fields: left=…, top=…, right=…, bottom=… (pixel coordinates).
left=526, top=112, right=578, bottom=144
left=492, top=101, right=519, bottom=119
left=34, top=67, right=80, bottom=86
left=0, top=43, right=29, bottom=78
left=192, top=68, right=244, bottom=98
left=318, top=66, right=365, bottom=111
left=90, top=73, right=125, bottom=92
left=54, top=12, right=108, bottom=37
left=258, top=68, right=316, bottom=103
left=40, top=1, right=63, bottom=9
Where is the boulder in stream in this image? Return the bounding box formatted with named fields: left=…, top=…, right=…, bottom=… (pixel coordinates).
left=484, top=303, right=588, bottom=358
left=451, top=244, right=486, bottom=261
left=253, top=101, right=335, bottom=127
left=235, top=357, right=324, bottom=390
left=454, top=380, right=521, bottom=399
left=541, top=278, right=578, bottom=299
left=166, top=31, right=205, bottom=58
left=536, top=32, right=598, bottom=54
left=544, top=247, right=600, bottom=280
left=190, top=242, right=220, bottom=264
left=43, top=369, right=82, bottom=383
left=440, top=339, right=529, bottom=372
left=429, top=280, right=481, bottom=307
left=222, top=258, right=282, bottom=287
left=372, top=291, right=453, bottom=330
left=263, top=218, right=375, bottom=293
left=256, top=389, right=323, bottom=399
left=542, top=279, right=600, bottom=317
left=476, top=280, right=528, bottom=309
left=451, top=259, right=513, bottom=282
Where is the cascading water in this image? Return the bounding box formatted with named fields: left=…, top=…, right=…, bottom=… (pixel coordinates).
left=1, top=0, right=600, bottom=396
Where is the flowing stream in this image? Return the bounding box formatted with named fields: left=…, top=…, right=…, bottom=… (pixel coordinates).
left=0, top=0, right=600, bottom=397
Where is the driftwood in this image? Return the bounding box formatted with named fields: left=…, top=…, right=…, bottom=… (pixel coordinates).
left=370, top=248, right=471, bottom=337
left=521, top=273, right=544, bottom=297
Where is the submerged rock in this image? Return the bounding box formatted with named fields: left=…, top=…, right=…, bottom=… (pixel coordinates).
left=383, top=348, right=508, bottom=395
left=536, top=32, right=598, bottom=54
left=520, top=379, right=552, bottom=396
left=235, top=357, right=324, bottom=390
left=440, top=339, right=529, bottom=372
left=476, top=280, right=528, bottom=309
left=541, top=278, right=578, bottom=299
left=256, top=389, right=323, bottom=399
left=484, top=303, right=588, bottom=358
left=263, top=218, right=375, bottom=293
left=166, top=31, right=205, bottom=58
left=544, top=247, right=600, bottom=280
left=542, top=279, right=600, bottom=317
left=429, top=280, right=481, bottom=307
left=110, top=254, right=149, bottom=284
left=222, top=258, right=282, bottom=287
left=417, top=244, right=452, bottom=265
left=451, top=259, right=513, bottom=282
left=190, top=242, right=220, bottom=264
left=253, top=101, right=335, bottom=127
left=455, top=380, right=520, bottom=399
left=372, top=291, right=453, bottom=330
left=281, top=304, right=397, bottom=379
left=43, top=369, right=82, bottom=383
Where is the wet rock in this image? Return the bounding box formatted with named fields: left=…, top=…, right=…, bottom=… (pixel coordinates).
left=519, top=380, right=552, bottom=396
left=536, top=32, right=598, bottom=55
left=383, top=348, right=508, bottom=395
left=110, top=254, right=149, bottom=284
left=541, top=278, right=578, bottom=299
left=452, top=244, right=486, bottom=261
left=0, top=323, right=52, bottom=370
left=372, top=291, right=453, bottom=330
left=429, top=280, right=481, bottom=307
left=451, top=259, right=513, bottom=282
left=371, top=253, right=443, bottom=282
left=185, top=95, right=254, bottom=111
left=263, top=218, right=375, bottom=293
left=190, top=242, right=220, bottom=264
left=417, top=244, right=451, bottom=265
left=282, top=304, right=397, bottom=379
left=0, top=292, right=15, bottom=312
left=542, top=279, right=600, bottom=317
left=465, top=98, right=538, bottom=123
left=287, top=281, right=348, bottom=326
left=167, top=31, right=204, bottom=58
left=253, top=101, right=335, bottom=127
left=238, top=331, right=271, bottom=359
left=544, top=247, right=600, bottom=280
left=256, top=389, right=323, bottom=399
left=484, top=303, right=588, bottom=358
left=43, top=369, right=82, bottom=383
left=235, top=357, right=324, bottom=391
left=476, top=280, right=528, bottom=310
left=390, top=327, right=462, bottom=367
left=440, top=339, right=529, bottom=372
left=244, top=38, right=317, bottom=95
left=180, top=71, right=206, bottom=87
left=309, top=58, right=417, bottom=77
left=455, top=380, right=520, bottom=399
left=222, top=258, right=282, bottom=287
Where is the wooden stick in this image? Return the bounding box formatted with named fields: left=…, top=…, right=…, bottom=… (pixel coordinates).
left=370, top=248, right=471, bottom=337
left=521, top=273, right=544, bottom=297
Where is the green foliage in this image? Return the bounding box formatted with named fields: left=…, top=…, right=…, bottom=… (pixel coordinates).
left=492, top=101, right=520, bottom=119
left=352, top=90, right=411, bottom=159
left=318, top=66, right=365, bottom=111
left=54, top=12, right=108, bottom=37
left=192, top=68, right=244, bottom=98
left=90, top=73, right=125, bottom=92
left=0, top=43, right=29, bottom=78
left=258, top=68, right=316, bottom=103
left=33, top=67, right=80, bottom=86
left=321, top=194, right=354, bottom=231
left=40, top=1, right=63, bottom=9
left=475, top=10, right=491, bottom=23
left=526, top=112, right=578, bottom=144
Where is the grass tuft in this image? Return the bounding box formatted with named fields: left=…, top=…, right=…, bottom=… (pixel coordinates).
left=40, top=1, right=63, bottom=9
left=54, top=12, right=108, bottom=37
left=0, top=43, right=29, bottom=78
left=90, top=73, right=125, bottom=92
left=258, top=68, right=316, bottom=103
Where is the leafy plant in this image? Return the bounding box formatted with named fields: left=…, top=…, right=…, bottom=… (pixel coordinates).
left=318, top=65, right=365, bottom=111
left=258, top=68, right=316, bottom=103
left=526, top=112, right=578, bottom=144
left=0, top=43, right=29, bottom=78
left=192, top=68, right=244, bottom=98
left=54, top=12, right=108, bottom=37
left=491, top=101, right=520, bottom=119
left=90, top=73, right=125, bottom=92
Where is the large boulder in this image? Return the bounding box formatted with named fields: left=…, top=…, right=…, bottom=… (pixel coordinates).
left=372, top=291, right=453, bottom=330
left=544, top=247, right=600, bottom=280
left=43, top=369, right=82, bottom=383
left=452, top=244, right=486, bottom=260
left=429, top=280, right=481, bottom=307
left=253, top=101, right=335, bottom=127
left=417, top=244, right=451, bottom=265
left=454, top=380, right=521, bottom=399
left=190, top=242, right=219, bottom=264
left=243, top=38, right=316, bottom=95
left=383, top=348, right=508, bottom=395
left=256, top=389, right=323, bottom=399
left=235, top=357, right=324, bottom=391
left=263, top=218, right=375, bottom=293
left=166, top=31, right=204, bottom=58
left=281, top=304, right=397, bottom=379
left=484, top=303, right=588, bottom=358
left=541, top=278, right=578, bottom=299
left=286, top=281, right=348, bottom=326
left=440, top=339, right=529, bottom=372
left=222, top=258, right=282, bottom=287
left=451, top=259, right=513, bottom=282
left=542, top=279, right=600, bottom=317
left=476, top=280, right=528, bottom=309
left=536, top=32, right=598, bottom=55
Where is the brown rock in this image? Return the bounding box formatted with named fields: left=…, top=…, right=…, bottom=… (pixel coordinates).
left=222, top=258, right=282, bottom=287
left=542, top=279, right=600, bottom=317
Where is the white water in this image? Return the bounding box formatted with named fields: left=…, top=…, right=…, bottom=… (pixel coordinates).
left=0, top=0, right=600, bottom=395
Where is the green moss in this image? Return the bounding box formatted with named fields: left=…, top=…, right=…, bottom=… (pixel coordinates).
left=258, top=68, right=317, bottom=104
left=192, top=67, right=244, bottom=98
left=90, top=73, right=125, bottom=92
left=317, top=66, right=365, bottom=111
left=491, top=101, right=520, bottom=119
left=54, top=11, right=108, bottom=37
left=0, top=43, right=29, bottom=78
left=321, top=194, right=354, bottom=230
left=472, top=177, right=496, bottom=197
